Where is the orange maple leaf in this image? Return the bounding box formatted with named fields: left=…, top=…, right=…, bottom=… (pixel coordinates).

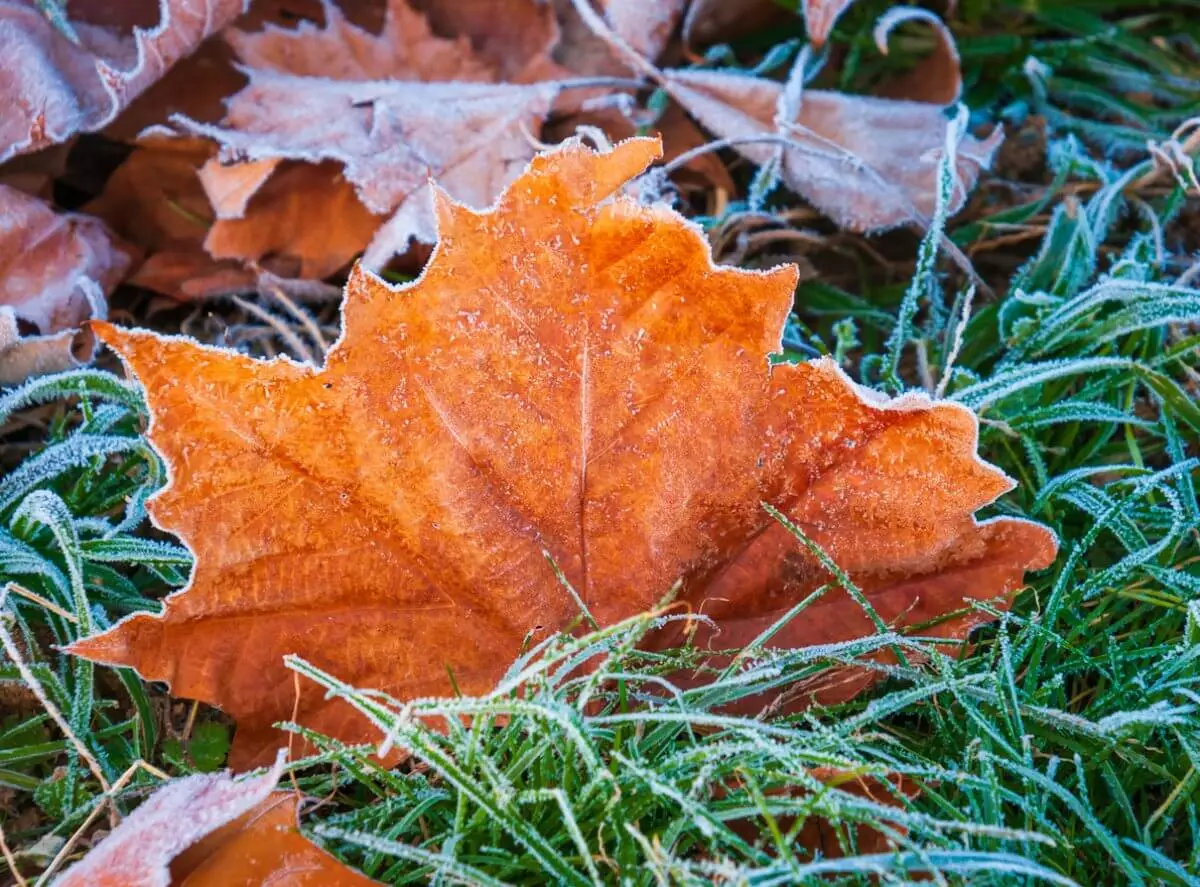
left=56, top=754, right=375, bottom=886
left=71, top=137, right=1056, bottom=768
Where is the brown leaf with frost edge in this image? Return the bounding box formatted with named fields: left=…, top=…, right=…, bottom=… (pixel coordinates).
left=70, top=137, right=1056, bottom=769
left=1, top=184, right=132, bottom=384
left=666, top=6, right=993, bottom=231
left=0, top=0, right=246, bottom=164
left=55, top=752, right=376, bottom=886
left=182, top=0, right=558, bottom=268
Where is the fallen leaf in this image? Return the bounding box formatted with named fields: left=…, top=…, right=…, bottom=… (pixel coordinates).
left=682, top=0, right=792, bottom=47
left=0, top=144, right=71, bottom=199
left=128, top=252, right=259, bottom=302
left=55, top=754, right=375, bottom=886
left=545, top=0, right=733, bottom=193
left=71, top=138, right=1056, bottom=768
left=225, top=0, right=493, bottom=81
left=184, top=0, right=558, bottom=267
left=664, top=8, right=998, bottom=231
left=85, top=137, right=216, bottom=255
left=83, top=135, right=247, bottom=300
left=872, top=7, right=961, bottom=105
left=199, top=158, right=282, bottom=220
left=1, top=185, right=132, bottom=384
left=407, top=0, right=562, bottom=82
left=170, top=794, right=378, bottom=886
left=599, top=0, right=686, bottom=61
left=800, top=0, right=960, bottom=49
left=88, top=133, right=377, bottom=289
left=203, top=162, right=385, bottom=280
left=101, top=1, right=389, bottom=140
left=553, top=0, right=685, bottom=78
left=0, top=0, right=246, bottom=164
left=0, top=312, right=94, bottom=387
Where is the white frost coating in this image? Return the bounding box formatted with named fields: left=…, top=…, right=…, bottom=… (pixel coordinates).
left=356, top=135, right=792, bottom=357
left=168, top=0, right=563, bottom=266
left=0, top=185, right=129, bottom=384
left=179, top=77, right=559, bottom=264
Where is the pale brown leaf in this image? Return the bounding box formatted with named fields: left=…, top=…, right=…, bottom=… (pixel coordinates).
left=0, top=0, right=246, bottom=163
left=54, top=754, right=376, bottom=886
left=400, top=0, right=563, bottom=82
left=665, top=7, right=996, bottom=231
left=183, top=0, right=559, bottom=266
left=203, top=161, right=385, bottom=279
left=0, top=185, right=132, bottom=383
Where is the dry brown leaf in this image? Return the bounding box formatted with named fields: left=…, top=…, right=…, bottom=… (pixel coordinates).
left=553, top=0, right=685, bottom=78
left=86, top=137, right=216, bottom=254
left=405, top=0, right=562, bottom=82
left=601, top=0, right=686, bottom=60
left=183, top=0, right=558, bottom=268
left=204, top=162, right=384, bottom=280
left=128, top=252, right=259, bottom=302
left=168, top=794, right=377, bottom=886
left=544, top=0, right=733, bottom=193
left=55, top=755, right=376, bottom=886
left=0, top=0, right=246, bottom=163
left=872, top=6, right=962, bottom=105
left=0, top=144, right=70, bottom=199
left=682, top=0, right=792, bottom=47
left=102, top=1, right=392, bottom=140
left=82, top=136, right=246, bottom=300
left=664, top=8, right=996, bottom=231
left=88, top=132, right=378, bottom=288
left=1, top=185, right=132, bottom=384
left=70, top=138, right=1055, bottom=768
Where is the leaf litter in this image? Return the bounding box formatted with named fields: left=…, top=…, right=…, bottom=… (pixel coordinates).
left=10, top=1, right=1192, bottom=883
left=0, top=0, right=1005, bottom=388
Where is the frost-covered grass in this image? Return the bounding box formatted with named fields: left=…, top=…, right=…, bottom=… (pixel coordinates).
left=2, top=1, right=1200, bottom=884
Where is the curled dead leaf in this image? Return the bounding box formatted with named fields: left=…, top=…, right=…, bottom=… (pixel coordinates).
left=0, top=0, right=246, bottom=163
left=70, top=138, right=1055, bottom=769
left=1, top=185, right=132, bottom=384
left=54, top=754, right=375, bottom=886
left=872, top=6, right=962, bottom=105
left=664, top=5, right=997, bottom=231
